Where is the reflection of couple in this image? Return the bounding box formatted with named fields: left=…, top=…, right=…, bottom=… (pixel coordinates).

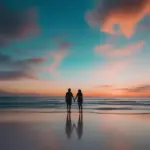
left=65, top=113, right=83, bottom=140
left=65, top=88, right=83, bottom=113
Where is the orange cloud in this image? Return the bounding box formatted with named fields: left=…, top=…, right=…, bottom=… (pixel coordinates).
left=95, top=41, right=145, bottom=57
left=96, top=85, right=113, bottom=88
left=86, top=0, right=150, bottom=38
left=119, top=84, right=150, bottom=96
left=87, top=83, right=150, bottom=97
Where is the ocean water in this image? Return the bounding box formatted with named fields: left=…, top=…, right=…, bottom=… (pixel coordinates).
left=0, top=96, right=150, bottom=113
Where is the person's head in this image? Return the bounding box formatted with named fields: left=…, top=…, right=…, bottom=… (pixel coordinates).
left=78, top=89, right=81, bottom=93
left=68, top=88, right=71, bottom=92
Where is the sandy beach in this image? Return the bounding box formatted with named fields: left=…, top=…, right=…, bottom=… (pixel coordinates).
left=1, top=110, right=150, bottom=150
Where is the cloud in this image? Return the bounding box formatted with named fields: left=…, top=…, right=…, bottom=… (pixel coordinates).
left=48, top=50, right=68, bottom=74
left=121, top=85, right=150, bottom=93
left=95, top=41, right=145, bottom=57
left=0, top=6, right=39, bottom=47
left=0, top=71, right=37, bottom=80
left=96, top=85, right=113, bottom=88
left=46, top=42, right=72, bottom=75
left=0, top=89, right=11, bottom=95
left=14, top=57, right=45, bottom=70
left=0, top=52, right=45, bottom=80
left=58, top=42, right=73, bottom=50
left=0, top=89, right=19, bottom=96
left=86, top=0, right=150, bottom=38
left=93, top=40, right=143, bottom=80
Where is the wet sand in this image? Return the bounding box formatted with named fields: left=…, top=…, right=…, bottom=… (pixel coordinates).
left=0, top=111, right=150, bottom=150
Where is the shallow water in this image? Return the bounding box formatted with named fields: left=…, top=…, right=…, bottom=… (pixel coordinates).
left=0, top=112, right=150, bottom=150
left=0, top=96, right=150, bottom=114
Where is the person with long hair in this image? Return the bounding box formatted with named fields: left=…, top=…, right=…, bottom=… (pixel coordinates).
left=75, top=89, right=83, bottom=112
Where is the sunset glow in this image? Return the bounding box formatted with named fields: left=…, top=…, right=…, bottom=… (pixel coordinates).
left=0, top=0, right=150, bottom=97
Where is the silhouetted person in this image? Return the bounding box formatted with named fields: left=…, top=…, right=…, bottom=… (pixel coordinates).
left=65, top=88, right=74, bottom=113
left=65, top=113, right=74, bottom=139
left=74, top=113, right=83, bottom=140
left=75, top=89, right=83, bottom=112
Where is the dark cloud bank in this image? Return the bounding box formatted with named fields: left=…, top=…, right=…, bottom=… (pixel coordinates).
left=0, top=52, right=45, bottom=80
left=0, top=5, right=39, bottom=47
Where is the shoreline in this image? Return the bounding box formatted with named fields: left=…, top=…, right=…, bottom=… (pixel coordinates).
left=0, top=108, right=150, bottom=115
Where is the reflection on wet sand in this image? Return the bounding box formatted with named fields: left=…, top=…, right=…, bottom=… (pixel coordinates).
left=65, top=113, right=83, bottom=140
left=74, top=113, right=83, bottom=140
left=101, top=116, right=132, bottom=150
left=1, top=112, right=150, bottom=150
left=65, top=113, right=74, bottom=139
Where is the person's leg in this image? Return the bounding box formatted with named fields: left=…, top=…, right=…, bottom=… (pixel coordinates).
left=81, top=104, right=83, bottom=111
left=79, top=103, right=81, bottom=112
left=67, top=104, right=69, bottom=112
left=69, top=105, right=71, bottom=113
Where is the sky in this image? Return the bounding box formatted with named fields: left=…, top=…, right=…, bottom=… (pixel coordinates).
left=0, top=0, right=150, bottom=97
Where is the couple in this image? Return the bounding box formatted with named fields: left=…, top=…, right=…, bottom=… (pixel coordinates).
left=65, top=88, right=83, bottom=113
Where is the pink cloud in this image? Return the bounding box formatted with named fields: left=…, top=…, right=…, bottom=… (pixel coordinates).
left=46, top=42, right=72, bottom=75
left=95, top=41, right=144, bottom=57
left=86, top=0, right=150, bottom=38
left=48, top=50, right=68, bottom=75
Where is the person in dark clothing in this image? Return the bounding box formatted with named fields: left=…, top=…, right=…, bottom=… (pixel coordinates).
left=75, top=89, right=83, bottom=112
left=65, top=88, right=74, bottom=113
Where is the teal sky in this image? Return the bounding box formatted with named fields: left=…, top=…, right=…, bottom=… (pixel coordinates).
left=0, top=0, right=150, bottom=96
left=2, top=0, right=102, bottom=70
